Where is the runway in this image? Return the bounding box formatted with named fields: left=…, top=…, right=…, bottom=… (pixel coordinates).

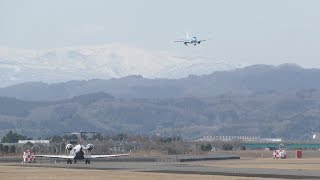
left=5, top=158, right=320, bottom=179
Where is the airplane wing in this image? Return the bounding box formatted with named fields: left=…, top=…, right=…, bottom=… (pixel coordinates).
left=174, top=38, right=189, bottom=43
left=199, top=39, right=207, bottom=42
left=86, top=154, right=129, bottom=159
left=174, top=40, right=186, bottom=42
left=35, top=155, right=74, bottom=159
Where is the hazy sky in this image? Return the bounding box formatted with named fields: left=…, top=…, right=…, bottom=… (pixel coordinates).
left=1, top=0, right=320, bottom=67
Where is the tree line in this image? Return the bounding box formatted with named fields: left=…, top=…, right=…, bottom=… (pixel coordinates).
left=0, top=130, right=248, bottom=155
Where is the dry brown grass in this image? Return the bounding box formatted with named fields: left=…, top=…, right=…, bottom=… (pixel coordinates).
left=0, top=164, right=267, bottom=180
left=198, top=157, right=320, bottom=171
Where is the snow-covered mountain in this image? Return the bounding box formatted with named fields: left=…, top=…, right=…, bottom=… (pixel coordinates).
left=0, top=44, right=244, bottom=87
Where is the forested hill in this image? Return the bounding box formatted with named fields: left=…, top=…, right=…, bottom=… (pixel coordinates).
left=1, top=90, right=320, bottom=139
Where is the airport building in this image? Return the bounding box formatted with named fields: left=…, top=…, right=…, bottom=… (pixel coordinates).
left=197, top=136, right=282, bottom=143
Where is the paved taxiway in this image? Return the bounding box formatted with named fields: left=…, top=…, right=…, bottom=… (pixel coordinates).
left=5, top=158, right=320, bottom=179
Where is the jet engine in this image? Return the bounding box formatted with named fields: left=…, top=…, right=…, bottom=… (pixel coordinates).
left=86, top=144, right=94, bottom=151
left=66, top=144, right=73, bottom=151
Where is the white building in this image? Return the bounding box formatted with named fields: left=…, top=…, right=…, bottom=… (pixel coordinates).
left=18, top=140, right=50, bottom=144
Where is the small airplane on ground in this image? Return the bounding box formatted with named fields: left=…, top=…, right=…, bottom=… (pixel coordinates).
left=174, top=33, right=207, bottom=46
left=35, top=131, right=128, bottom=164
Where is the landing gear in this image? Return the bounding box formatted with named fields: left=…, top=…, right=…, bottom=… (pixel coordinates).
left=74, top=159, right=77, bottom=164
left=85, top=159, right=90, bottom=164
left=67, top=159, right=72, bottom=164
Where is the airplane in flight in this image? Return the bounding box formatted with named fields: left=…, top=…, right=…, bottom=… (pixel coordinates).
left=174, top=33, right=207, bottom=46
left=35, top=132, right=129, bottom=164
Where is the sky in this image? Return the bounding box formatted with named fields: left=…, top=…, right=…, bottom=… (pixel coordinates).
left=1, top=0, right=320, bottom=67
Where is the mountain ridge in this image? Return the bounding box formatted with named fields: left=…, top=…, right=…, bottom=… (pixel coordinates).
left=0, top=63, right=318, bottom=101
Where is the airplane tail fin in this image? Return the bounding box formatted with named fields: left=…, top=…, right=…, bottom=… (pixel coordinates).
left=186, top=32, right=189, bottom=39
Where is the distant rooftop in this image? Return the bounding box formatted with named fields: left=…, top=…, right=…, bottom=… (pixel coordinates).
left=18, top=140, right=50, bottom=144
left=196, top=136, right=282, bottom=143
